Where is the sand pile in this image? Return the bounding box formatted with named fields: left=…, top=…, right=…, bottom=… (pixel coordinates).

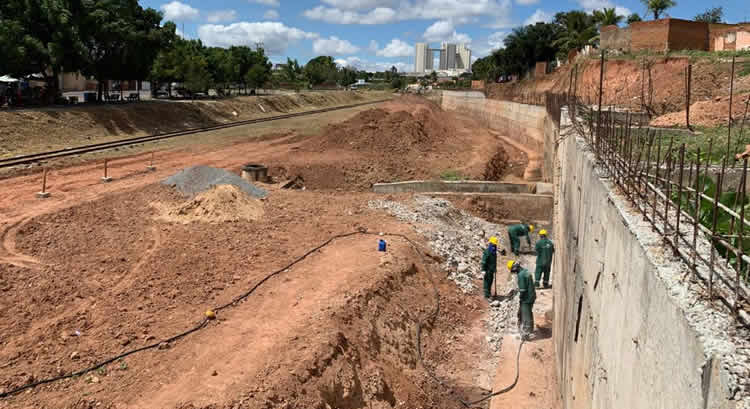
left=163, top=165, right=267, bottom=198
left=156, top=184, right=264, bottom=224
left=651, top=93, right=750, bottom=128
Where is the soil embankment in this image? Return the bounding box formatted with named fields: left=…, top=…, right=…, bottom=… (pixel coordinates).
left=0, top=91, right=385, bottom=158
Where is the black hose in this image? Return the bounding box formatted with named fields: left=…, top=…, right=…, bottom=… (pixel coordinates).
left=0, top=229, right=525, bottom=405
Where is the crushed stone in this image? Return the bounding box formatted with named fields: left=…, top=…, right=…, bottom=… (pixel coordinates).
left=163, top=165, right=267, bottom=198
left=369, top=195, right=538, bottom=353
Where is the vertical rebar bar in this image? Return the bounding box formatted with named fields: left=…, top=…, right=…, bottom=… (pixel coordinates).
left=686, top=64, right=692, bottom=131
left=693, top=147, right=702, bottom=279
left=596, top=50, right=605, bottom=159
left=709, top=158, right=727, bottom=301
left=726, top=56, right=736, bottom=159
left=675, top=144, right=686, bottom=252
left=738, top=159, right=748, bottom=317
left=664, top=135, right=675, bottom=229
left=653, top=131, right=663, bottom=225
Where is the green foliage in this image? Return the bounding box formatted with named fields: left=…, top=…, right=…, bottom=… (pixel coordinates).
left=440, top=169, right=464, bottom=181
left=472, top=55, right=497, bottom=81
left=553, top=11, right=598, bottom=59
left=739, top=62, right=750, bottom=78
left=593, top=8, right=624, bottom=27
left=627, top=13, right=643, bottom=24
left=304, top=56, right=337, bottom=86
left=694, top=7, right=723, bottom=23
left=641, top=0, right=677, bottom=20
left=282, top=58, right=302, bottom=82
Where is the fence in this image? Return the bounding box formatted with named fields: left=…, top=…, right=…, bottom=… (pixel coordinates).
left=546, top=89, right=750, bottom=325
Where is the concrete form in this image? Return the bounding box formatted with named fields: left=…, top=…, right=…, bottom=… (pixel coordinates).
left=372, top=180, right=534, bottom=194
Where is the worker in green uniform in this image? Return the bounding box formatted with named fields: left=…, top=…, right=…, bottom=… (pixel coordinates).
left=534, top=229, right=555, bottom=289
left=508, top=260, right=535, bottom=340
left=481, top=236, right=499, bottom=300
left=507, top=223, right=533, bottom=256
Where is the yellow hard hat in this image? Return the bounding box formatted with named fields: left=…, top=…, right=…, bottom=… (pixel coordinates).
left=205, top=310, right=216, bottom=320
left=507, top=260, right=515, bottom=271
left=539, top=229, right=547, bottom=236
left=528, top=224, right=534, bottom=233
left=489, top=236, right=498, bottom=245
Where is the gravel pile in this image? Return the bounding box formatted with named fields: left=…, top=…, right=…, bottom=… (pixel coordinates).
left=369, top=196, right=537, bottom=352
left=163, top=166, right=267, bottom=198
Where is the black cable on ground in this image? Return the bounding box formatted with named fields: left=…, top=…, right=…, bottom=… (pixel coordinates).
left=0, top=229, right=525, bottom=405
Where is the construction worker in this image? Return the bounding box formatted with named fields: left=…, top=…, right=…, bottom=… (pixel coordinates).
left=534, top=229, right=555, bottom=289
left=508, top=260, right=535, bottom=340
left=481, top=237, right=499, bottom=300
left=507, top=223, right=533, bottom=256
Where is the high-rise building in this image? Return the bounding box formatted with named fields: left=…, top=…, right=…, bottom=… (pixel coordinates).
left=415, top=43, right=428, bottom=73
left=446, top=43, right=457, bottom=70
left=457, top=44, right=471, bottom=71
left=439, top=42, right=447, bottom=70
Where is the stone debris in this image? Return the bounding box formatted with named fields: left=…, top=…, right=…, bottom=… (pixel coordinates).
left=369, top=195, right=536, bottom=353
left=163, top=165, right=267, bottom=198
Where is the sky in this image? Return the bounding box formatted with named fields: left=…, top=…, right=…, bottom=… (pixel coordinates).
left=140, top=0, right=750, bottom=72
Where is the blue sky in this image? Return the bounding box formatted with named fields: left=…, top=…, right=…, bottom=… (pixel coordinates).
left=140, top=0, right=750, bottom=72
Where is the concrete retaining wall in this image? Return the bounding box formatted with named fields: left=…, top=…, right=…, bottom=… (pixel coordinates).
left=441, top=91, right=546, bottom=153
left=552, top=119, right=736, bottom=409
left=372, top=180, right=534, bottom=194
left=432, top=192, right=552, bottom=222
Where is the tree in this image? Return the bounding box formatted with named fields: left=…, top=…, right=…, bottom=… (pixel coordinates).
left=245, top=63, right=270, bottom=92
left=553, top=11, right=597, bottom=59
left=304, top=56, right=337, bottom=86
left=0, top=0, right=87, bottom=100
left=627, top=13, right=643, bottom=24
left=282, top=58, right=301, bottom=82
left=429, top=71, right=438, bottom=83
left=471, top=56, right=496, bottom=81
left=183, top=53, right=210, bottom=97
left=593, top=8, right=624, bottom=27
left=80, top=0, right=172, bottom=100
left=641, top=0, right=676, bottom=20
left=694, top=7, right=723, bottom=23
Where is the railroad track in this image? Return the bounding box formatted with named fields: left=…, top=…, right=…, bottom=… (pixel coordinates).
left=0, top=99, right=389, bottom=169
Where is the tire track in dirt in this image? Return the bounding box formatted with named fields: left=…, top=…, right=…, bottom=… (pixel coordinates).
left=0, top=218, right=45, bottom=269
left=108, top=225, right=163, bottom=295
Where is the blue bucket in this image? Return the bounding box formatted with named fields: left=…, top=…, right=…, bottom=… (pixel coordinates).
left=378, top=239, right=387, bottom=252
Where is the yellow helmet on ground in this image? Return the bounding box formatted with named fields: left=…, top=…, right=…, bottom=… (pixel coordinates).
left=528, top=224, right=534, bottom=233
left=489, top=236, right=498, bottom=245
left=539, top=229, right=548, bottom=236
left=507, top=260, right=515, bottom=271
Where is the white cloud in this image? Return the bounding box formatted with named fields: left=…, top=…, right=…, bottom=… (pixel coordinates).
left=335, top=56, right=413, bottom=73
left=303, top=6, right=397, bottom=24
left=376, top=39, right=414, bottom=57
left=516, top=0, right=539, bottom=4
left=368, top=40, right=379, bottom=54
left=206, top=10, right=237, bottom=23
left=313, top=36, right=360, bottom=55
left=322, top=0, right=397, bottom=10
left=523, top=9, right=552, bottom=25
left=263, top=9, right=280, bottom=19
left=198, top=22, right=317, bottom=55
left=472, top=31, right=507, bottom=57
left=161, top=1, right=199, bottom=21
left=578, top=0, right=631, bottom=17
left=305, top=0, right=512, bottom=26
left=423, top=20, right=472, bottom=44
left=249, top=0, right=280, bottom=6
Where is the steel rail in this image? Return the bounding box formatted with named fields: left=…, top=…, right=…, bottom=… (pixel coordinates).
left=0, top=99, right=389, bottom=169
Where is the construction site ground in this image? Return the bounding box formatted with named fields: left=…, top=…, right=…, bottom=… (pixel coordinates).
left=0, top=95, right=555, bottom=409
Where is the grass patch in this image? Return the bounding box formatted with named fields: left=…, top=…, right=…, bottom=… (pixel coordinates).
left=439, top=169, right=464, bottom=181
left=648, top=126, right=745, bottom=165
left=739, top=61, right=750, bottom=78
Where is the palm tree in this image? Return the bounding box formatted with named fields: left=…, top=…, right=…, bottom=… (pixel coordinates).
left=641, top=0, right=676, bottom=20
left=593, top=8, right=624, bottom=27
left=553, top=11, right=599, bottom=55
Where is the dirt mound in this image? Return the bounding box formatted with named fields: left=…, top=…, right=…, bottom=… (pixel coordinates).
left=155, top=184, right=264, bottom=224
left=163, top=165, right=267, bottom=198
left=312, top=103, right=453, bottom=154
left=651, top=93, right=750, bottom=128
left=483, top=146, right=511, bottom=180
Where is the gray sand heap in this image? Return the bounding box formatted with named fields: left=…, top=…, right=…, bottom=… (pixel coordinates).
left=163, top=165, right=267, bottom=198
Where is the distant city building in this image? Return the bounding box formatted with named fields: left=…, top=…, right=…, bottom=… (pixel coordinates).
left=415, top=43, right=429, bottom=74
left=414, top=42, right=471, bottom=74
